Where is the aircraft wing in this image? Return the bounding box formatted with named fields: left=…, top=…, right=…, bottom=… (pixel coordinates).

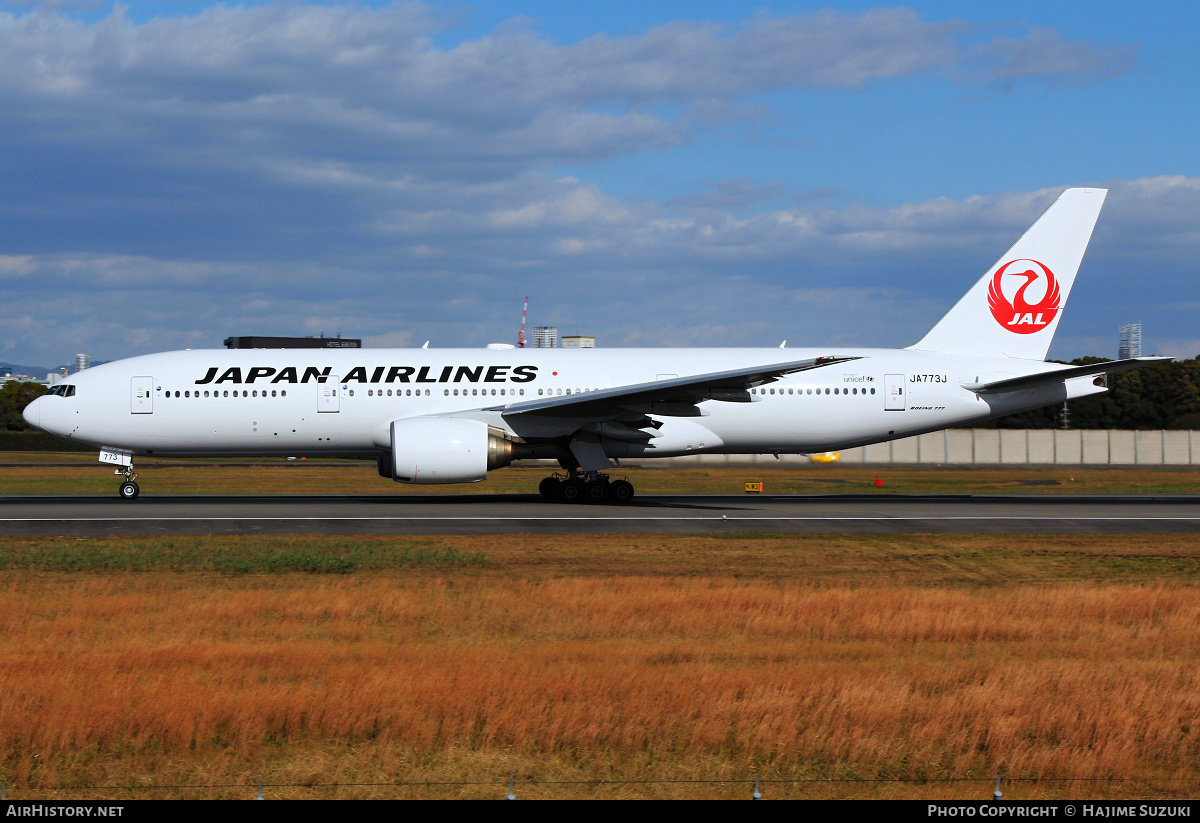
left=486, top=355, right=861, bottom=419
left=962, top=357, right=1172, bottom=394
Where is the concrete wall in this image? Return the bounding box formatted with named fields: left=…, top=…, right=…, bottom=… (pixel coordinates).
left=655, top=430, right=1199, bottom=466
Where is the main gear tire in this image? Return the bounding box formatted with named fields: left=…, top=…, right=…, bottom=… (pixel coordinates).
left=608, top=479, right=634, bottom=504
left=560, top=479, right=584, bottom=503
left=539, top=477, right=562, bottom=500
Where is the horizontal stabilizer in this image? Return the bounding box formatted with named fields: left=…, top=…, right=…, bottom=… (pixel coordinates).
left=962, top=357, right=1172, bottom=394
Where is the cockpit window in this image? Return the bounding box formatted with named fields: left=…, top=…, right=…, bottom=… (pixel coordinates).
left=46, top=385, right=76, bottom=397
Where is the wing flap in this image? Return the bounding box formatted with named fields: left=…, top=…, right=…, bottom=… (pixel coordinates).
left=486, top=355, right=861, bottom=419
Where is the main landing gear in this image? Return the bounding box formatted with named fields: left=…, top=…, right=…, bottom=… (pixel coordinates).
left=539, top=472, right=634, bottom=505
left=116, top=465, right=140, bottom=500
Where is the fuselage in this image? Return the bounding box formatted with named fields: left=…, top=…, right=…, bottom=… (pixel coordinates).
left=24, top=346, right=1107, bottom=461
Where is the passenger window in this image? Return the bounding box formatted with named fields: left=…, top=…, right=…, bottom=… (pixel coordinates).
left=281, top=390, right=286, bottom=397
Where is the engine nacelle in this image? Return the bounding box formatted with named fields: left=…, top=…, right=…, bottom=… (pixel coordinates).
left=387, top=417, right=517, bottom=484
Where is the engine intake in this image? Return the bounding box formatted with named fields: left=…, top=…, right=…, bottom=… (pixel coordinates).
left=387, top=417, right=518, bottom=484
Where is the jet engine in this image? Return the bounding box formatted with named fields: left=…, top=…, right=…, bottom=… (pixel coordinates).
left=386, top=417, right=519, bottom=484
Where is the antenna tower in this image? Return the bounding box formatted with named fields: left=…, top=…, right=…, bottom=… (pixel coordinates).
left=517, top=296, right=529, bottom=348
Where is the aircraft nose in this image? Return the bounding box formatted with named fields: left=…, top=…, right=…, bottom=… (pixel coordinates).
left=22, top=397, right=42, bottom=430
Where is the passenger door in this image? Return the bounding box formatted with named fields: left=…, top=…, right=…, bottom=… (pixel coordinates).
left=318, top=381, right=340, bottom=413
left=884, top=374, right=906, bottom=411
left=130, top=376, right=154, bottom=414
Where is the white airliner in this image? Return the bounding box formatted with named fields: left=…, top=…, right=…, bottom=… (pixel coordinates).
left=23, top=187, right=1168, bottom=502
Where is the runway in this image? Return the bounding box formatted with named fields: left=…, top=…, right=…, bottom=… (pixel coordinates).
left=3, top=493, right=1200, bottom=535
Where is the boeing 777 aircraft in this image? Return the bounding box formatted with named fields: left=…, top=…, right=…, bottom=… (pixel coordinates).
left=23, top=187, right=1168, bottom=502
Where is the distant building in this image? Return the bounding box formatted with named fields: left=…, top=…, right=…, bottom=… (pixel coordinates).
left=1118, top=323, right=1142, bottom=360
left=562, top=336, right=595, bottom=348
left=224, top=335, right=361, bottom=349
left=74, top=353, right=90, bottom=372
left=532, top=327, right=558, bottom=348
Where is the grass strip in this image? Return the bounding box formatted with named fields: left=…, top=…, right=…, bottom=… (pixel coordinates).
left=0, top=536, right=491, bottom=574
left=1, top=462, right=1199, bottom=496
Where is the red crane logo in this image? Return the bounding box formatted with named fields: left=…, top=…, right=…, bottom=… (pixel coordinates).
left=987, top=259, right=1061, bottom=334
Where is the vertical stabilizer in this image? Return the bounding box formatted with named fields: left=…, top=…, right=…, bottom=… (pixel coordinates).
left=909, top=187, right=1107, bottom=360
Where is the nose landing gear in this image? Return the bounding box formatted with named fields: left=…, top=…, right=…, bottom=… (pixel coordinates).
left=538, top=471, right=634, bottom=505
left=116, top=466, right=140, bottom=500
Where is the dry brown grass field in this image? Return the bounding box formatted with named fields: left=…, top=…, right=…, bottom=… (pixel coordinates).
left=1, top=533, right=1199, bottom=800
left=2, top=456, right=1200, bottom=496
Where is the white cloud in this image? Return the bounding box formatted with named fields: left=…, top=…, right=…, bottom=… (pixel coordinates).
left=1154, top=339, right=1200, bottom=361
left=2, top=174, right=1196, bottom=366
left=0, top=3, right=1135, bottom=182
left=0, top=255, right=35, bottom=278
left=0, top=4, right=1164, bottom=364
left=970, top=26, right=1137, bottom=88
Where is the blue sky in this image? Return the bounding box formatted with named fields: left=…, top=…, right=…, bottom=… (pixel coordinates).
left=0, top=1, right=1197, bottom=366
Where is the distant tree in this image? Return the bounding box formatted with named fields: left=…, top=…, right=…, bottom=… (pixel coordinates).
left=0, top=381, right=46, bottom=431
